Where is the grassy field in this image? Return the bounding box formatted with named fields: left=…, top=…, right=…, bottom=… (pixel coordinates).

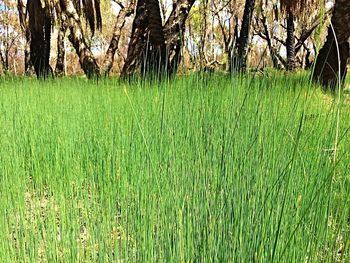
left=0, top=74, right=349, bottom=262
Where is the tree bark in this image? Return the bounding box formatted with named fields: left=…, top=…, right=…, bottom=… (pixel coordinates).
left=121, top=0, right=166, bottom=78
left=231, top=0, right=256, bottom=72
left=163, top=0, right=196, bottom=75
left=62, top=0, right=100, bottom=79
left=102, top=3, right=134, bottom=76
left=121, top=0, right=149, bottom=77
left=122, top=0, right=195, bottom=78
left=0, top=50, right=6, bottom=73
left=142, top=0, right=167, bottom=77
left=198, top=0, right=208, bottom=69
left=24, top=30, right=34, bottom=76
left=313, top=0, right=350, bottom=90
left=17, top=0, right=34, bottom=75
left=27, top=0, right=52, bottom=78
left=286, top=9, right=296, bottom=71
left=228, top=17, right=239, bottom=71
left=259, top=14, right=281, bottom=69
left=55, top=12, right=68, bottom=76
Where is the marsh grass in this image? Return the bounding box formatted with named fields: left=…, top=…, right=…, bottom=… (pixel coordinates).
left=0, top=74, right=349, bottom=262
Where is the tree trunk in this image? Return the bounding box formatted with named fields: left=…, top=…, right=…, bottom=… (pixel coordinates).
left=313, top=0, right=350, bottom=90
left=260, top=14, right=281, bottom=69
left=304, top=45, right=312, bottom=69
left=17, top=0, right=34, bottom=75
left=55, top=12, right=68, bottom=76
left=0, top=50, right=6, bottom=74
left=102, top=3, right=134, bottom=76
left=122, top=0, right=195, bottom=78
left=141, top=0, right=166, bottom=77
left=121, top=0, right=149, bottom=77
left=231, top=0, right=256, bottom=72
left=199, top=0, right=208, bottom=69
left=286, top=9, right=296, bottom=71
left=24, top=30, right=34, bottom=76
left=228, top=17, right=239, bottom=71
left=62, top=0, right=100, bottom=79
left=163, top=0, right=196, bottom=75
left=122, top=0, right=166, bottom=78
left=27, top=0, right=52, bottom=78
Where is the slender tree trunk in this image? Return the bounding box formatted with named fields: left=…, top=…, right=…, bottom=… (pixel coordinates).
left=102, top=4, right=134, bottom=76
left=228, top=17, right=239, bottom=72
left=18, top=0, right=34, bottom=75
left=0, top=50, right=6, bottom=74
left=260, top=15, right=281, bottom=69
left=24, top=30, right=34, bottom=75
left=286, top=9, right=296, bottom=71
left=199, top=0, right=208, bottom=69
left=232, top=0, right=256, bottom=72
left=304, top=45, right=312, bottom=69
left=163, top=0, right=196, bottom=75
left=0, top=46, right=9, bottom=73
left=313, top=0, right=350, bottom=90
left=62, top=0, right=100, bottom=79
left=27, top=0, right=52, bottom=78
left=55, top=12, right=68, bottom=76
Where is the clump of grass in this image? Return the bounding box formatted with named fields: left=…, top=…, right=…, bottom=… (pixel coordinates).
left=0, top=74, right=349, bottom=262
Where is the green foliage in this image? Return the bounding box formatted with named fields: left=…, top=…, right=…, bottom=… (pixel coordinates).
left=0, top=74, right=349, bottom=261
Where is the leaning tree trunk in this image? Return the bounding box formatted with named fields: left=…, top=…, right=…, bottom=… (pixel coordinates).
left=286, top=9, right=296, bottom=71
left=231, top=0, right=256, bottom=72
left=260, top=13, right=281, bottom=69
left=163, top=0, right=196, bottom=75
left=102, top=3, right=135, bottom=76
left=122, top=0, right=166, bottom=78
left=55, top=12, right=68, bottom=76
left=61, top=0, right=100, bottom=79
left=121, top=0, right=149, bottom=77
left=312, top=0, right=350, bottom=90
left=27, top=0, right=52, bottom=78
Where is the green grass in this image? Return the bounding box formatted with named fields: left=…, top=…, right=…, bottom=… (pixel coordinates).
left=0, top=73, right=349, bottom=262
